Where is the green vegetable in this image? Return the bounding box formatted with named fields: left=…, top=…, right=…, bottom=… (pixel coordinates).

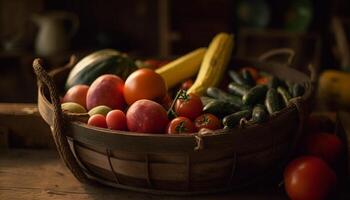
left=227, top=82, right=250, bottom=96
left=277, top=86, right=292, bottom=106
left=228, top=70, right=246, bottom=85
left=200, top=96, right=216, bottom=106
left=268, top=76, right=285, bottom=89
left=203, top=100, right=238, bottom=117
left=241, top=69, right=255, bottom=86
left=252, top=104, right=268, bottom=123
left=265, top=88, right=284, bottom=115
left=285, top=81, right=294, bottom=94
left=222, top=110, right=252, bottom=128
left=206, top=87, right=243, bottom=109
left=292, top=83, right=305, bottom=97
left=242, top=85, right=268, bottom=105
left=65, top=49, right=137, bottom=90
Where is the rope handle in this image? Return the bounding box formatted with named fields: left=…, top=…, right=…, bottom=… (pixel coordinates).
left=259, top=48, right=295, bottom=65
left=32, top=58, right=89, bottom=183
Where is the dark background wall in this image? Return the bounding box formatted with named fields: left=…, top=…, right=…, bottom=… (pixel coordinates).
left=0, top=0, right=349, bottom=102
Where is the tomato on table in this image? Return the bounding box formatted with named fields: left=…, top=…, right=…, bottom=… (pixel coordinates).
left=194, top=113, right=221, bottom=131
left=167, top=117, right=195, bottom=134
left=284, top=156, right=336, bottom=200
left=304, top=132, right=343, bottom=165
left=175, top=93, right=203, bottom=120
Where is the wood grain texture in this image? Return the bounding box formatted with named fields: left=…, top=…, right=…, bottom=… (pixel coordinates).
left=0, top=149, right=288, bottom=200
left=0, top=103, right=53, bottom=148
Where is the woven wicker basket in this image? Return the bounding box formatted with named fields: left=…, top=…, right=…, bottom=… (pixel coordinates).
left=33, top=49, right=316, bottom=195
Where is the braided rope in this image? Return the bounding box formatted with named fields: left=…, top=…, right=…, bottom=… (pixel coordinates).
left=33, top=58, right=89, bottom=183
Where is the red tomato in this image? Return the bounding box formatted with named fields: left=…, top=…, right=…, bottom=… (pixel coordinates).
left=175, top=93, right=203, bottom=120
left=180, top=79, right=193, bottom=91
left=106, top=110, right=127, bottom=131
left=88, top=114, right=107, bottom=128
left=126, top=99, right=169, bottom=134
left=284, top=156, right=336, bottom=200
left=194, top=113, right=221, bottom=131
left=167, top=117, right=195, bottom=134
left=304, top=133, right=343, bottom=165
left=124, top=69, right=167, bottom=105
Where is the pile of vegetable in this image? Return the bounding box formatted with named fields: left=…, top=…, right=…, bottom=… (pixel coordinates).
left=60, top=32, right=308, bottom=133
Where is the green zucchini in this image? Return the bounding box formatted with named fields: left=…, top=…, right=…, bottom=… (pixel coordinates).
left=228, top=70, right=246, bottom=85
left=265, top=88, right=284, bottom=115
left=252, top=104, right=268, bottom=123
left=242, top=85, right=268, bottom=105
left=206, top=87, right=243, bottom=109
left=203, top=100, right=238, bottom=117
left=65, top=49, right=137, bottom=90
left=292, top=83, right=305, bottom=97
left=241, top=69, right=255, bottom=86
left=268, top=76, right=285, bottom=89
left=285, top=81, right=294, bottom=94
left=200, top=96, right=216, bottom=106
left=222, top=110, right=252, bottom=128
left=227, top=82, right=250, bottom=96
left=277, top=86, right=292, bottom=106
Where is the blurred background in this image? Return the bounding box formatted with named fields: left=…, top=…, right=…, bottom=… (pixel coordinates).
left=0, top=0, right=349, bottom=103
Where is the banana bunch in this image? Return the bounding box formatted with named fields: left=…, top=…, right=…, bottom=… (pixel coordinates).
left=187, top=33, right=234, bottom=96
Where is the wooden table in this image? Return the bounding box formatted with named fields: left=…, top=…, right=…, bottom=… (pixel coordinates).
left=0, top=149, right=289, bottom=200
left=1, top=105, right=350, bottom=199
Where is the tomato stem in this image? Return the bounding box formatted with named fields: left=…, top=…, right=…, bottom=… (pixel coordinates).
left=175, top=121, right=187, bottom=133
left=167, top=89, right=185, bottom=119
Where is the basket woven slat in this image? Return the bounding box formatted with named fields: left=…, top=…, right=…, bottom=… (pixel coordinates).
left=34, top=51, right=316, bottom=194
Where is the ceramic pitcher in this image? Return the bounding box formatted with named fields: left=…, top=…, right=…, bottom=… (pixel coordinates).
left=32, top=11, right=79, bottom=56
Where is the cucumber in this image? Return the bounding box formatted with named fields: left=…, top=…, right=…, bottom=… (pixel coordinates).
left=227, top=82, right=250, bottom=96
left=292, top=83, right=305, bottom=97
left=228, top=70, right=246, bottom=85
left=206, top=87, right=243, bottom=109
left=268, top=76, right=285, bottom=89
left=200, top=96, right=216, bottom=106
left=241, top=69, right=255, bottom=86
left=277, top=86, right=292, bottom=106
left=222, top=110, right=252, bottom=128
left=203, top=100, right=238, bottom=117
left=242, top=85, right=268, bottom=105
left=285, top=81, right=294, bottom=94
left=252, top=104, right=268, bottom=123
left=265, top=88, right=284, bottom=115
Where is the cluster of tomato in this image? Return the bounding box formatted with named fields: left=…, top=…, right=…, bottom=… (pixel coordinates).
left=283, top=114, right=344, bottom=200
left=166, top=91, right=222, bottom=134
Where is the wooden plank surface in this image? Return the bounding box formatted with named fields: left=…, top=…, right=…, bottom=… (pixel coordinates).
left=0, top=149, right=288, bottom=200
left=0, top=103, right=54, bottom=148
